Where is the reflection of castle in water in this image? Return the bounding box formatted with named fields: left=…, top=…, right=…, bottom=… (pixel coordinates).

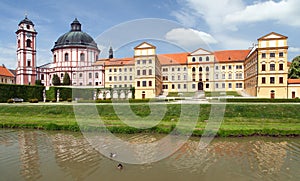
left=50, top=133, right=102, bottom=180
left=18, top=131, right=41, bottom=181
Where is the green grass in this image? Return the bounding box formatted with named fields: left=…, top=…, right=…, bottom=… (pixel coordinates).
left=0, top=104, right=299, bottom=137
left=205, top=91, right=242, bottom=97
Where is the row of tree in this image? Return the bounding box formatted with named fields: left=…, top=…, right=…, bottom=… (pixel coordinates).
left=289, top=56, right=300, bottom=79
left=52, top=72, right=71, bottom=86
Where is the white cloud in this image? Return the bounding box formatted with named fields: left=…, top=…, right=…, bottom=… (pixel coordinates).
left=165, top=28, right=217, bottom=49
left=289, top=47, right=300, bottom=53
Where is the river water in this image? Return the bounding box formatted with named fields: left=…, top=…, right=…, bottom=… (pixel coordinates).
left=0, top=129, right=299, bottom=181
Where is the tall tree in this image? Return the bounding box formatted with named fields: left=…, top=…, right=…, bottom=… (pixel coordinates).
left=52, top=74, right=61, bottom=86
left=62, top=72, right=71, bottom=85
left=289, top=56, right=300, bottom=79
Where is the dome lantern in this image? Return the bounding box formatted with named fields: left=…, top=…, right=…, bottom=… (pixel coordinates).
left=71, top=18, right=81, bottom=31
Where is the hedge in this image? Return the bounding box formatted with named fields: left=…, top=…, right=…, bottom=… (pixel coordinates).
left=217, top=98, right=300, bottom=103
left=46, top=87, right=95, bottom=101
left=0, top=84, right=44, bottom=103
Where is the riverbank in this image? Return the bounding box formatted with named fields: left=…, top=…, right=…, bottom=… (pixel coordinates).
left=0, top=104, right=299, bottom=137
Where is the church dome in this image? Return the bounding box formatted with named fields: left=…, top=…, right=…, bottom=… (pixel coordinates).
left=52, top=18, right=98, bottom=51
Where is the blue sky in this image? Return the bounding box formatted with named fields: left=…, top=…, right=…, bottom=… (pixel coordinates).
left=0, top=0, right=300, bottom=68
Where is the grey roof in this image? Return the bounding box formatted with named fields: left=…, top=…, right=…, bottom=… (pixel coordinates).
left=18, top=16, right=34, bottom=26
left=52, top=18, right=98, bottom=51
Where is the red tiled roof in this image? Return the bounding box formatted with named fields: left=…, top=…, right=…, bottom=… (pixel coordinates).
left=287, top=62, right=292, bottom=67
left=0, top=66, right=14, bottom=77
left=288, top=79, right=300, bottom=84
left=104, top=57, right=134, bottom=66
left=158, top=53, right=189, bottom=65
left=214, top=50, right=251, bottom=63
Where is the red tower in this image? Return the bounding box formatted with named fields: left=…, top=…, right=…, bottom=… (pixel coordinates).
left=16, top=15, right=37, bottom=85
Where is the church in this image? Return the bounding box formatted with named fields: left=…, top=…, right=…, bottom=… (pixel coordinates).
left=14, top=16, right=300, bottom=99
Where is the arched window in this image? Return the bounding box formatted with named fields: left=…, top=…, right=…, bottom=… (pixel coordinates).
left=199, top=57, right=202, bottom=62
left=206, top=67, right=209, bottom=72
left=192, top=67, right=196, bottom=72
left=54, top=55, right=57, bottom=63
left=95, top=72, right=99, bottom=78
left=65, top=53, right=69, bottom=62
left=206, top=56, right=209, bottom=61
left=192, top=57, right=196, bottom=62
left=80, top=53, right=85, bottom=61
left=199, top=67, right=202, bottom=72
left=26, top=39, right=31, bottom=48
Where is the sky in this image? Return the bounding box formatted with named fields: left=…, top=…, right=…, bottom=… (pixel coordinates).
left=1, top=0, right=300, bottom=69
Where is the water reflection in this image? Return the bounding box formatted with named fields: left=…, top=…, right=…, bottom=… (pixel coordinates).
left=0, top=129, right=299, bottom=181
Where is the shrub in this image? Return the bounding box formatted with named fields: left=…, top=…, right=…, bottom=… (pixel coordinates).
left=7, top=99, right=13, bottom=103
left=51, top=99, right=57, bottom=102
left=29, top=98, right=39, bottom=103
left=67, top=98, right=72, bottom=102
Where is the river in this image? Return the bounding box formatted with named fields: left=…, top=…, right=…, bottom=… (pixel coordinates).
left=0, top=129, right=299, bottom=181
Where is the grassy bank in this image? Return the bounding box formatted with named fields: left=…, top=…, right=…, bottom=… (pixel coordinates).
left=0, top=104, right=300, bottom=137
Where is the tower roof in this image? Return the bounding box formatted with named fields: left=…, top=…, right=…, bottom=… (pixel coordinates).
left=18, top=15, right=34, bottom=26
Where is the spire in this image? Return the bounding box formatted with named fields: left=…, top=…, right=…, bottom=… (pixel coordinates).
left=71, top=18, right=81, bottom=31
left=109, top=47, right=113, bottom=59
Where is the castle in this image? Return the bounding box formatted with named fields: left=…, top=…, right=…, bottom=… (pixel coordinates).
left=12, top=16, right=300, bottom=99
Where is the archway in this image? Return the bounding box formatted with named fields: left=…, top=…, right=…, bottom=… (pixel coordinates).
left=198, top=82, right=203, bottom=91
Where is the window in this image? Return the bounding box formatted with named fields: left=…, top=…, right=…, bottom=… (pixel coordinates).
left=199, top=73, right=202, bottom=81
left=129, top=76, right=132, bottom=80
left=65, top=53, right=69, bottom=62
left=54, top=55, right=57, bottom=63
left=172, top=84, right=175, bottom=89
left=222, top=66, right=225, bottom=70
left=199, top=57, right=202, bottom=62
left=172, top=67, right=175, bottom=72
left=178, top=84, right=181, bottom=89
left=199, top=67, right=203, bottom=72
left=177, top=67, right=180, bottom=71
left=262, top=77, right=266, bottom=84
left=184, top=74, right=187, bottom=80
left=222, top=83, right=225, bottom=89
left=149, top=59, right=152, bottom=64
left=137, top=81, right=140, bottom=87
left=270, top=64, right=275, bottom=71
left=142, top=70, right=146, bottom=75
left=206, top=56, right=209, bottom=61
left=89, top=73, right=92, bottom=79
left=206, top=83, right=209, bottom=89
left=215, top=66, right=219, bottom=70
left=163, top=68, right=168, bottom=72
left=192, top=74, right=196, bottom=81
left=279, top=52, right=284, bottom=57
left=41, top=74, right=44, bottom=80
left=119, top=68, right=122, bottom=72
left=206, top=67, right=209, bottom=72
left=27, top=60, right=31, bottom=67
left=206, top=73, right=209, bottom=81
left=163, top=76, right=168, bottom=81
left=142, top=81, right=147, bottom=87
left=279, top=64, right=284, bottom=71
left=279, top=77, right=284, bottom=84
left=270, top=77, right=275, bottom=84
left=137, top=60, right=140, bottom=64
left=114, top=76, right=117, bottom=81
left=163, top=85, right=168, bottom=89
left=222, top=74, right=225, bottom=79
left=95, top=73, right=99, bottom=78
left=192, top=57, right=196, bottom=62
left=114, top=68, right=117, bottom=72
left=80, top=53, right=85, bottom=61
left=137, top=70, right=140, bottom=75
left=172, top=76, right=175, bottom=81
left=124, top=76, right=127, bottom=81
left=270, top=53, right=275, bottom=58
left=149, top=69, right=152, bottom=75
left=228, top=74, right=232, bottom=79
left=142, top=60, right=146, bottom=64
left=184, top=84, right=187, bottom=89
left=192, top=84, right=196, bottom=89
left=178, top=75, right=181, bottom=80
left=262, top=64, right=266, bottom=71
left=236, top=73, right=243, bottom=79
left=228, top=83, right=232, bottom=88
left=119, top=76, right=122, bottom=81
left=109, top=76, right=112, bottom=81
left=229, top=65, right=232, bottom=70
left=73, top=73, right=76, bottom=79
left=192, top=67, right=196, bottom=72
left=18, top=40, right=20, bottom=48
left=236, top=83, right=243, bottom=88
left=262, top=53, right=266, bottom=58
left=26, top=39, right=31, bottom=47
left=184, top=67, right=187, bottom=71
left=236, top=65, right=242, bottom=69
left=124, top=68, right=127, bottom=72
left=109, top=69, right=112, bottom=72
left=215, top=74, right=219, bottom=79
left=61, top=73, right=64, bottom=78
left=130, top=68, right=133, bottom=72
left=215, top=83, right=219, bottom=89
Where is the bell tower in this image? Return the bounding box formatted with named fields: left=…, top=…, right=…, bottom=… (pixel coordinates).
left=16, top=15, right=37, bottom=85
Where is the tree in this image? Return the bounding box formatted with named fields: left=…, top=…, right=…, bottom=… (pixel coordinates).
left=289, top=56, right=300, bottom=79
left=62, top=72, right=71, bottom=85
left=35, top=80, right=43, bottom=86
left=52, top=74, right=61, bottom=86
